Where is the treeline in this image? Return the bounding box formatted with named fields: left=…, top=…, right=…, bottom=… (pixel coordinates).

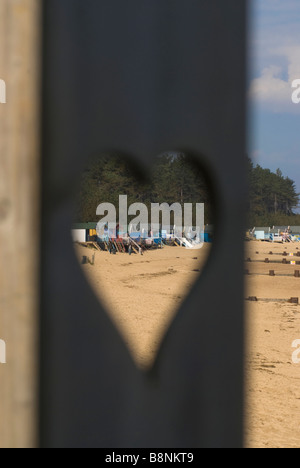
left=247, top=158, right=300, bottom=227
left=75, top=153, right=213, bottom=224
left=74, top=153, right=300, bottom=228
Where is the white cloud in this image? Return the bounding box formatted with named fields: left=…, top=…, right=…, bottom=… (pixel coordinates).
left=248, top=0, right=300, bottom=113
left=249, top=46, right=300, bottom=114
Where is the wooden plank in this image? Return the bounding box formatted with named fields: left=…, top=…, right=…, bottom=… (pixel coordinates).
left=41, top=0, right=246, bottom=448
left=0, top=0, right=40, bottom=448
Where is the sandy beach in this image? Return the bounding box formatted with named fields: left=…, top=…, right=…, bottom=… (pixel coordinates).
left=245, top=241, right=300, bottom=448
left=75, top=240, right=300, bottom=448
left=75, top=243, right=211, bottom=369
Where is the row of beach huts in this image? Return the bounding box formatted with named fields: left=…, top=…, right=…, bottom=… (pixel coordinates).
left=72, top=222, right=213, bottom=254
left=249, top=226, right=300, bottom=243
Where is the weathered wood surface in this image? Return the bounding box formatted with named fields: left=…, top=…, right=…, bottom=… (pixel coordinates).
left=0, top=0, right=40, bottom=448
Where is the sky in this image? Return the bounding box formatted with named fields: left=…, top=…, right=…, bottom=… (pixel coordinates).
left=248, top=0, right=300, bottom=210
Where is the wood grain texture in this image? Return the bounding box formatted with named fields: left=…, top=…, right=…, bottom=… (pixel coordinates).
left=0, top=0, right=40, bottom=448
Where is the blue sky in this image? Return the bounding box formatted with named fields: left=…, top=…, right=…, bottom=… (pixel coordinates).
left=248, top=0, right=300, bottom=209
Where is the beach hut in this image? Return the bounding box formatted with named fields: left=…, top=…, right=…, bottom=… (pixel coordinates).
left=203, top=225, right=213, bottom=243
left=72, top=222, right=98, bottom=242
left=290, top=226, right=300, bottom=236
left=253, top=227, right=271, bottom=241
left=255, top=230, right=266, bottom=241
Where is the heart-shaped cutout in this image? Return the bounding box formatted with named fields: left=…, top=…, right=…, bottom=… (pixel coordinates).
left=72, top=153, right=214, bottom=369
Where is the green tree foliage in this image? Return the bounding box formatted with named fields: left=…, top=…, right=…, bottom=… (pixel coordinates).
left=74, top=153, right=213, bottom=224
left=247, top=158, right=300, bottom=227
left=74, top=153, right=300, bottom=228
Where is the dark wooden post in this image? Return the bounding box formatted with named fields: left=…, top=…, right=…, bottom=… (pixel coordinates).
left=41, top=0, right=247, bottom=448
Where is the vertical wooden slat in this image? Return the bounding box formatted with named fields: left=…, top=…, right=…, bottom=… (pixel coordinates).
left=0, top=0, right=40, bottom=448
left=41, top=1, right=246, bottom=447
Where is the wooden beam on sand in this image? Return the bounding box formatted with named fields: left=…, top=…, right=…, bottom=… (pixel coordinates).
left=246, top=297, right=299, bottom=304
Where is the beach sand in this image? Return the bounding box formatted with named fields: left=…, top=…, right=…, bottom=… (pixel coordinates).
left=75, top=243, right=211, bottom=369
left=75, top=241, right=300, bottom=448
left=245, top=241, right=300, bottom=448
